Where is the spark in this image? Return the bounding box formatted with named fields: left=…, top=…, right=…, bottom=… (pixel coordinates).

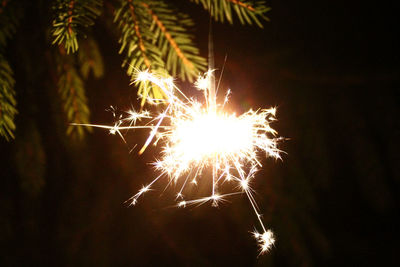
left=74, top=70, right=282, bottom=254
left=124, top=109, right=151, bottom=123
left=195, top=69, right=214, bottom=91
left=240, top=179, right=249, bottom=190
left=253, top=229, right=275, bottom=253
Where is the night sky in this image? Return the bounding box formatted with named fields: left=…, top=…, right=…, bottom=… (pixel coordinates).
left=1, top=0, right=399, bottom=266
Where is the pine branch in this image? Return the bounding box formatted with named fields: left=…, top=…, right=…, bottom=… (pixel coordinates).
left=141, top=1, right=206, bottom=81
left=56, top=49, right=91, bottom=139
left=0, top=0, right=21, bottom=141
left=78, top=37, right=104, bottom=79
left=114, top=0, right=207, bottom=105
left=114, top=0, right=167, bottom=105
left=52, top=0, right=103, bottom=54
left=0, top=0, right=21, bottom=47
left=114, top=0, right=164, bottom=72
left=190, top=0, right=270, bottom=27
left=0, top=55, right=17, bottom=141
left=133, top=68, right=170, bottom=107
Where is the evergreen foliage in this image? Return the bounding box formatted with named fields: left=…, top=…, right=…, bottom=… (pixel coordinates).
left=56, top=43, right=103, bottom=138
left=52, top=0, right=103, bottom=138
left=0, top=56, right=16, bottom=141
left=0, top=0, right=21, bottom=141
left=191, top=0, right=270, bottom=27
left=0, top=0, right=21, bottom=47
left=114, top=0, right=208, bottom=104
left=1, top=0, right=270, bottom=140
left=52, top=0, right=103, bottom=54
left=78, top=37, right=104, bottom=79
left=140, top=1, right=207, bottom=81
left=114, top=0, right=166, bottom=104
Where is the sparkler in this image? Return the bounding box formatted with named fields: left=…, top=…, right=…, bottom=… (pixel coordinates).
left=73, top=69, right=282, bottom=254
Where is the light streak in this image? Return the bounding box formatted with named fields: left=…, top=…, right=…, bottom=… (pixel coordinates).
left=74, top=70, right=282, bottom=254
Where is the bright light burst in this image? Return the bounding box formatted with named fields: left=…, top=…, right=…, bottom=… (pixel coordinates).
left=74, top=70, right=282, bottom=254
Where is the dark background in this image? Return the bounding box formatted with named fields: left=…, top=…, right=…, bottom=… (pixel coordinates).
left=1, top=0, right=399, bottom=266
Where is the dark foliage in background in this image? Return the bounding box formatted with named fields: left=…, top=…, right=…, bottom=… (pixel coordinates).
left=0, top=0, right=399, bottom=266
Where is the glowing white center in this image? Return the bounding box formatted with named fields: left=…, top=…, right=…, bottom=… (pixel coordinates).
left=171, top=113, right=253, bottom=162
